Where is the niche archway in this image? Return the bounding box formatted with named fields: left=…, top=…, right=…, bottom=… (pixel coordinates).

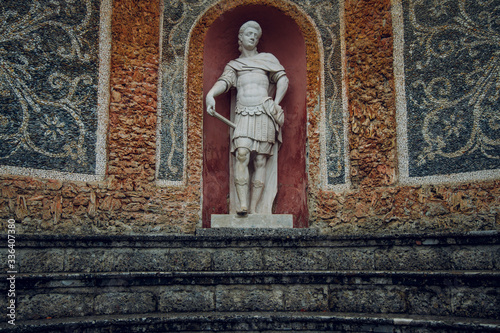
left=185, top=0, right=323, bottom=228
left=202, top=4, right=307, bottom=227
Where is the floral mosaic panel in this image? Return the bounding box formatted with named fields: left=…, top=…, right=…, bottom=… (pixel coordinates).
left=0, top=0, right=101, bottom=175
left=402, top=0, right=499, bottom=178
left=158, top=0, right=345, bottom=185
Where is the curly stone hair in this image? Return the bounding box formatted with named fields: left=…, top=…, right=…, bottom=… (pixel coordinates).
left=238, top=21, right=262, bottom=52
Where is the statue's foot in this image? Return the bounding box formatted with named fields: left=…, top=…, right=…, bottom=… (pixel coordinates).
left=237, top=206, right=248, bottom=216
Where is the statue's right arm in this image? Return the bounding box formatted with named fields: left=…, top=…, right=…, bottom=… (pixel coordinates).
left=206, top=81, right=227, bottom=116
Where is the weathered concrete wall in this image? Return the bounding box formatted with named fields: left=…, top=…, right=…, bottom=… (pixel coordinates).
left=0, top=0, right=498, bottom=235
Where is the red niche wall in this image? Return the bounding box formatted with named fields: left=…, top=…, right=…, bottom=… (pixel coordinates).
left=202, top=5, right=308, bottom=227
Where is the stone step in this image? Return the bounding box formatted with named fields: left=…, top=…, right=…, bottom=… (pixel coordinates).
left=4, top=230, right=499, bottom=329
left=8, top=230, right=500, bottom=273
left=1, top=312, right=499, bottom=332
left=3, top=270, right=499, bottom=321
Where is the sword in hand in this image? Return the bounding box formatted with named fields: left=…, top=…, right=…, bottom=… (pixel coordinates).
left=207, top=104, right=236, bottom=129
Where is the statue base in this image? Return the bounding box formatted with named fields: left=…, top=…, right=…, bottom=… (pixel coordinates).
left=211, top=214, right=293, bottom=228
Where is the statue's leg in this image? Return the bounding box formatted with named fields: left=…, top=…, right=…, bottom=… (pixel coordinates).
left=235, top=148, right=250, bottom=215
left=250, top=154, right=267, bottom=214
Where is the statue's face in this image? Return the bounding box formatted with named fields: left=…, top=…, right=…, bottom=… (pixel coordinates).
left=239, top=27, right=260, bottom=50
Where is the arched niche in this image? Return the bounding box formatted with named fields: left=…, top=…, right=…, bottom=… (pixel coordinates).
left=185, top=0, right=323, bottom=228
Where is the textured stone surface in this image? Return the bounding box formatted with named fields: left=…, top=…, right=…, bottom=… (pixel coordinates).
left=8, top=231, right=500, bottom=273
left=65, top=248, right=136, bottom=273
left=6, top=270, right=500, bottom=320
left=374, top=247, right=452, bottom=271
left=159, top=286, right=215, bottom=312
left=94, top=292, right=155, bottom=315
left=452, top=287, right=500, bottom=319
left=1, top=312, right=499, bottom=332
left=400, top=0, right=499, bottom=177
left=17, top=249, right=65, bottom=274
left=0, top=0, right=498, bottom=236
left=406, top=287, right=451, bottom=317
left=216, top=285, right=284, bottom=311
left=211, top=214, right=293, bottom=228
left=283, top=285, right=329, bottom=311
left=3, top=231, right=500, bottom=324
left=262, top=248, right=329, bottom=271
left=328, top=248, right=375, bottom=270
left=0, top=0, right=102, bottom=174
left=344, top=0, right=397, bottom=189
left=17, top=293, right=93, bottom=321
left=450, top=247, right=496, bottom=270
left=329, top=286, right=408, bottom=314
left=166, top=249, right=213, bottom=272
left=213, top=248, right=263, bottom=271
left=63, top=248, right=213, bottom=273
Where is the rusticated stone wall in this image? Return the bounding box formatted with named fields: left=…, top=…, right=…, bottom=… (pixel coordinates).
left=312, top=0, right=499, bottom=234
left=0, top=0, right=200, bottom=234
left=0, top=0, right=498, bottom=235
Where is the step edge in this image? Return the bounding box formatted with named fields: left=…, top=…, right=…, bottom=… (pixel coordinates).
left=5, top=230, right=499, bottom=248
left=5, top=269, right=500, bottom=280
left=2, top=311, right=499, bottom=331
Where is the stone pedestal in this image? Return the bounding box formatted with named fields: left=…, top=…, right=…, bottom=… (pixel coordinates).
left=211, top=214, right=293, bottom=228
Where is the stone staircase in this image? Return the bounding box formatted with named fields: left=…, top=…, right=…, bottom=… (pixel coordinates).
left=1, top=229, right=500, bottom=332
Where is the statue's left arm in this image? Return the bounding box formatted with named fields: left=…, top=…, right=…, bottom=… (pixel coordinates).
left=264, top=54, right=288, bottom=126
left=274, top=75, right=289, bottom=105
left=270, top=75, right=288, bottom=127
left=264, top=54, right=288, bottom=106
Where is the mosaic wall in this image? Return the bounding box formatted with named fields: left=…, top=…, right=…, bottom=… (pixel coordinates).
left=400, top=0, right=499, bottom=178
left=0, top=0, right=498, bottom=237
left=0, top=0, right=102, bottom=175
left=158, top=0, right=345, bottom=185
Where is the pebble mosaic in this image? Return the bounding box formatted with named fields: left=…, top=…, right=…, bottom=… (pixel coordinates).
left=398, top=0, right=499, bottom=179
left=0, top=0, right=106, bottom=176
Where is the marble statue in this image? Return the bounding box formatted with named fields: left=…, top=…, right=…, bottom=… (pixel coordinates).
left=206, top=20, right=289, bottom=216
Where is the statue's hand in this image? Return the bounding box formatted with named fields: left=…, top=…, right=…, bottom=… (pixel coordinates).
left=273, top=103, right=284, bottom=127
left=273, top=104, right=283, bottom=116
left=206, top=95, right=216, bottom=116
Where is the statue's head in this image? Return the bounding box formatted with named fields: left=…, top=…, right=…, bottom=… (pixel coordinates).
left=238, top=21, right=262, bottom=52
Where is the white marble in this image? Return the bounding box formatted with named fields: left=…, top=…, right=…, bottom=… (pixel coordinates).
left=206, top=21, right=289, bottom=215
left=211, top=214, right=293, bottom=229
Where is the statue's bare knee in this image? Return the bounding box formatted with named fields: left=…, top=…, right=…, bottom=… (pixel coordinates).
left=254, top=154, right=267, bottom=169
left=234, top=148, right=250, bottom=186
left=236, top=148, right=250, bottom=164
